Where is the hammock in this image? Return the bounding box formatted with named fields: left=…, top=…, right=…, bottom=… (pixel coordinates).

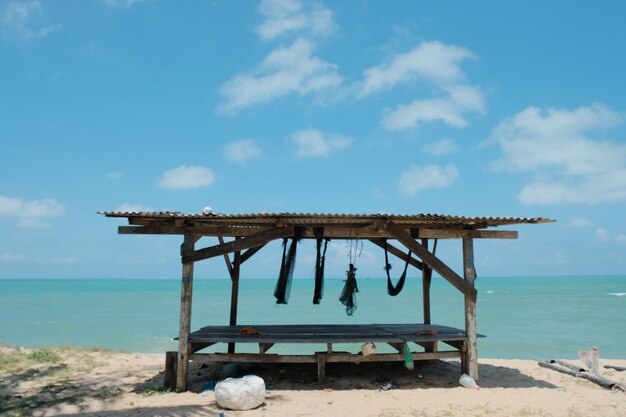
left=384, top=239, right=411, bottom=296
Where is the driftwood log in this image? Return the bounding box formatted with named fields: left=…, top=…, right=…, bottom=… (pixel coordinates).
left=605, top=365, right=626, bottom=372
left=538, top=360, right=625, bottom=391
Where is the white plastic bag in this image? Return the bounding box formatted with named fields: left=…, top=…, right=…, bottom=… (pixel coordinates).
left=459, top=373, right=480, bottom=390
left=214, top=375, right=266, bottom=410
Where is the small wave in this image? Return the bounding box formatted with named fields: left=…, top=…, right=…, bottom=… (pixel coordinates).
left=609, top=292, right=626, bottom=297
left=486, top=290, right=495, bottom=294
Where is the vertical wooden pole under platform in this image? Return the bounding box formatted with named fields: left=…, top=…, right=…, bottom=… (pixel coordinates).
left=421, top=239, right=432, bottom=325
left=421, top=238, right=434, bottom=353
left=176, top=234, right=195, bottom=392
left=228, top=248, right=241, bottom=354
left=462, top=237, right=478, bottom=380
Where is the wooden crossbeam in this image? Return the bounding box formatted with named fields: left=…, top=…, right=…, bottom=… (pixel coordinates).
left=386, top=222, right=477, bottom=299
left=240, top=243, right=267, bottom=264
left=119, top=224, right=273, bottom=237
left=217, top=236, right=234, bottom=278
left=415, top=229, right=517, bottom=239
left=369, top=238, right=423, bottom=270
left=182, top=227, right=294, bottom=263
left=120, top=223, right=517, bottom=240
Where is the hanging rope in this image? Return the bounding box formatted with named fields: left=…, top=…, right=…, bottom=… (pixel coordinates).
left=274, top=236, right=299, bottom=304
left=339, top=263, right=359, bottom=315
left=313, top=227, right=328, bottom=304
left=384, top=239, right=411, bottom=296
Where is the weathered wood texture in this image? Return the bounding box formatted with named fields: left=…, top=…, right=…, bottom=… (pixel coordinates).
left=462, top=237, right=478, bottom=380
left=421, top=239, right=432, bottom=326
left=228, top=248, right=241, bottom=354
left=187, top=323, right=481, bottom=344
left=119, top=224, right=518, bottom=240
left=163, top=351, right=177, bottom=390
left=176, top=234, right=195, bottom=392
left=183, top=227, right=293, bottom=263
left=189, top=350, right=461, bottom=364
left=539, top=360, right=625, bottom=391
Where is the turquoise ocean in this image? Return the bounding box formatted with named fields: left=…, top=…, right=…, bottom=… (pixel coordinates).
left=1, top=276, right=624, bottom=359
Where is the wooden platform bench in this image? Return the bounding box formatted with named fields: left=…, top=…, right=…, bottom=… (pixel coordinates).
left=165, top=323, right=481, bottom=386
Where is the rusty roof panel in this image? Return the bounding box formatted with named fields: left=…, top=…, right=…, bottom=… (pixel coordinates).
left=99, top=211, right=553, bottom=227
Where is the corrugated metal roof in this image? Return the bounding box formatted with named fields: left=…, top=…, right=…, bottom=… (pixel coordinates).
left=99, top=211, right=553, bottom=227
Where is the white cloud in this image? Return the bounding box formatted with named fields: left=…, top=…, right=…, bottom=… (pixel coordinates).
left=256, top=0, right=336, bottom=40
left=0, top=195, right=65, bottom=228
left=491, top=104, right=626, bottom=205
left=1, top=253, right=26, bottom=262
left=115, top=203, right=153, bottom=213
left=1, top=1, right=60, bottom=41
left=224, top=139, right=262, bottom=163
left=383, top=85, right=484, bottom=130
left=106, top=170, right=124, bottom=180
left=359, top=41, right=475, bottom=96
left=595, top=228, right=610, bottom=242
left=398, top=164, right=458, bottom=197
left=156, top=166, right=216, bottom=190
left=615, top=234, right=626, bottom=243
left=421, top=138, right=459, bottom=156
left=218, top=38, right=342, bottom=112
left=568, top=217, right=591, bottom=228
left=291, top=128, right=352, bottom=158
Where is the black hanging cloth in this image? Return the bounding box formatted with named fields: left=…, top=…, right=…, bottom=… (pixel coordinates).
left=274, top=230, right=301, bottom=304
left=339, top=263, right=359, bottom=315
left=384, top=239, right=411, bottom=296
left=313, top=227, right=329, bottom=304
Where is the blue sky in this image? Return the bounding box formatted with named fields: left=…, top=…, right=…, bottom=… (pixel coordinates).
left=1, top=0, right=626, bottom=279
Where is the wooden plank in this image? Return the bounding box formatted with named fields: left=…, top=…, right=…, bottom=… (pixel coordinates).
left=415, top=229, right=518, bottom=239
left=183, top=227, right=294, bottom=263
left=386, top=222, right=477, bottom=299
left=189, top=351, right=461, bottom=364
left=176, top=234, right=195, bottom=392
left=119, top=224, right=274, bottom=237
left=462, top=237, right=479, bottom=381
left=369, top=238, right=423, bottom=270
left=120, top=223, right=518, bottom=240
left=190, top=342, right=215, bottom=353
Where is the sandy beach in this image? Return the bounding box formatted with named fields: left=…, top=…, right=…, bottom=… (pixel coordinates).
left=1, top=346, right=625, bottom=417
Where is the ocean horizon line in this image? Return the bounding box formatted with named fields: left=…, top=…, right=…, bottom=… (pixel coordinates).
left=1, top=274, right=625, bottom=280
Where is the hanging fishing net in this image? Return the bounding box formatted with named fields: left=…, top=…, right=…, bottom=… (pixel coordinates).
left=313, top=227, right=329, bottom=304
left=274, top=237, right=298, bottom=304
left=339, top=263, right=359, bottom=315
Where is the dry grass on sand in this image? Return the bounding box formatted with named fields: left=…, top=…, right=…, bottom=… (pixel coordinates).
left=1, top=346, right=625, bottom=417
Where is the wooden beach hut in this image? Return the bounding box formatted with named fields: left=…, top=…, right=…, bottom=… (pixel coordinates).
left=101, top=211, right=552, bottom=391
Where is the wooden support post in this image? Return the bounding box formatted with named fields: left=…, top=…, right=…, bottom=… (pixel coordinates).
left=163, top=351, right=177, bottom=390
left=176, top=234, right=196, bottom=392
left=228, top=246, right=241, bottom=354
left=317, top=354, right=326, bottom=384
left=462, top=237, right=478, bottom=381
left=421, top=239, right=432, bottom=326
